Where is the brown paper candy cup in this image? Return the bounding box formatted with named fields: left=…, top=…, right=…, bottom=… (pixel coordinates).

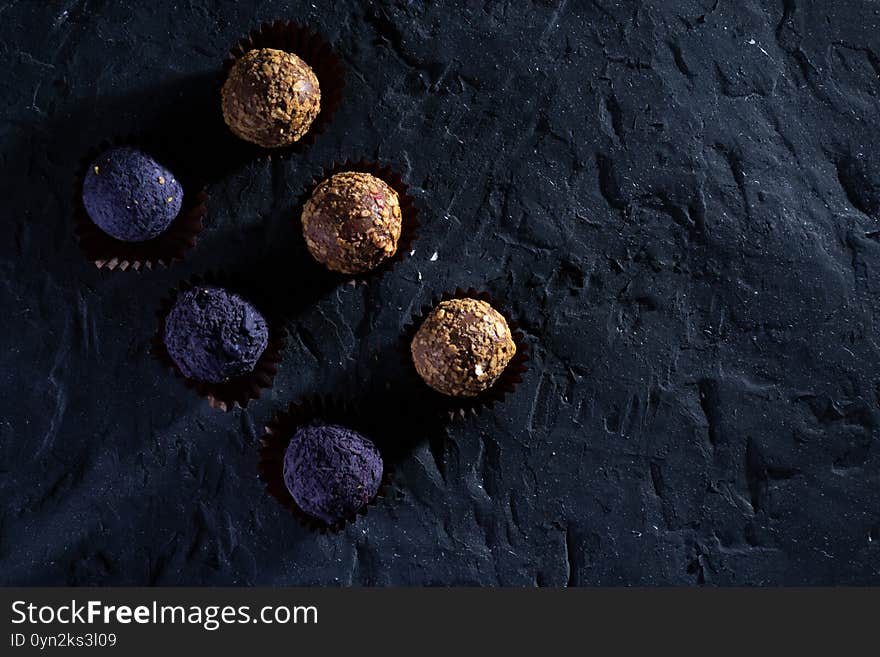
left=223, top=20, right=345, bottom=152
left=401, top=288, right=530, bottom=418
left=258, top=396, right=394, bottom=533
left=152, top=273, right=286, bottom=412
left=74, top=136, right=208, bottom=271
left=298, top=159, right=420, bottom=280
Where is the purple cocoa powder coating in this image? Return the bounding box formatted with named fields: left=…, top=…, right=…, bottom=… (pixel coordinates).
left=82, top=146, right=183, bottom=242
left=163, top=286, right=269, bottom=384
left=283, top=423, right=384, bottom=524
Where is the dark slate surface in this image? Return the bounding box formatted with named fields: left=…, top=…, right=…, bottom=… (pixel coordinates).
left=1, top=0, right=879, bottom=586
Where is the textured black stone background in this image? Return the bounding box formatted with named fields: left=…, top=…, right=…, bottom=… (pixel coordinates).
left=2, top=0, right=880, bottom=586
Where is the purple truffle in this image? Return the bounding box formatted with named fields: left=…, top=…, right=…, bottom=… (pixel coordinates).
left=283, top=423, right=383, bottom=524
left=82, top=146, right=183, bottom=242
left=163, top=286, right=269, bottom=384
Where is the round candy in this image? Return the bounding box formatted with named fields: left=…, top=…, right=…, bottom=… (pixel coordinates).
left=283, top=423, right=383, bottom=524
left=411, top=298, right=517, bottom=397
left=301, top=171, right=402, bottom=274
left=163, top=286, right=269, bottom=384
left=221, top=48, right=320, bottom=148
left=82, top=146, right=183, bottom=242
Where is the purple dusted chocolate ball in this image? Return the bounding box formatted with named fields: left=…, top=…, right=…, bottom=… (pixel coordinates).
left=283, top=423, right=383, bottom=524
left=163, top=286, right=269, bottom=384
left=82, top=146, right=183, bottom=242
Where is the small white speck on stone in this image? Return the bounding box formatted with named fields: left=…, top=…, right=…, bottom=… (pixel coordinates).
left=430, top=252, right=438, bottom=261
left=417, top=271, right=422, bottom=281
left=475, top=364, right=484, bottom=376
left=409, top=249, right=416, bottom=257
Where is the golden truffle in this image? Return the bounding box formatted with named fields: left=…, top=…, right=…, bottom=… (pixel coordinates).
left=411, top=298, right=517, bottom=397
left=221, top=48, right=320, bottom=148
left=301, top=171, right=403, bottom=274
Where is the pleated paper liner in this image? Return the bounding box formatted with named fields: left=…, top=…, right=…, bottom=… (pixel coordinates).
left=298, top=159, right=420, bottom=281
left=401, top=288, right=530, bottom=418
left=73, top=136, right=208, bottom=271
left=258, top=396, right=394, bottom=534
left=223, top=19, right=345, bottom=153
left=152, top=273, right=286, bottom=412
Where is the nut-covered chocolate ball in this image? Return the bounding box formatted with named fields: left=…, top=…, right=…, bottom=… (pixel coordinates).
left=411, top=298, right=517, bottom=397
left=221, top=48, right=320, bottom=148
left=301, top=171, right=402, bottom=274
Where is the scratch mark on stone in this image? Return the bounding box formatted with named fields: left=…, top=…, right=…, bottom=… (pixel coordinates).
left=667, top=40, right=694, bottom=80
left=564, top=526, right=576, bottom=586
left=541, top=0, right=569, bottom=40
left=40, top=324, right=71, bottom=455
left=698, top=378, right=720, bottom=449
